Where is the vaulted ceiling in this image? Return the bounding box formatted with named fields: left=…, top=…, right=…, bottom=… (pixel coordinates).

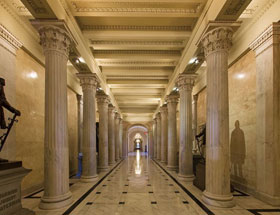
left=14, top=0, right=257, bottom=122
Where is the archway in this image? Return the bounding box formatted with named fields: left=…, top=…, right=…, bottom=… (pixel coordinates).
left=127, top=124, right=149, bottom=153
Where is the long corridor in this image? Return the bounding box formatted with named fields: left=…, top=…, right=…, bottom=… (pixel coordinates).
left=22, top=152, right=280, bottom=215
left=74, top=151, right=200, bottom=215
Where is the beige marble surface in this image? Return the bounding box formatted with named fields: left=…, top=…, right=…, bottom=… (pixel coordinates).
left=21, top=153, right=280, bottom=215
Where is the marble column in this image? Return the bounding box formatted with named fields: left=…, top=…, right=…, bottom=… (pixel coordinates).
left=108, top=104, right=115, bottom=165
left=156, top=113, right=161, bottom=161
left=192, top=95, right=198, bottom=153
left=96, top=90, right=109, bottom=171
left=177, top=74, right=196, bottom=182
left=115, top=113, right=120, bottom=162
left=122, top=123, right=128, bottom=158
left=148, top=128, right=154, bottom=158
left=77, top=73, right=99, bottom=182
left=77, top=94, right=83, bottom=154
left=250, top=23, right=280, bottom=206
left=201, top=27, right=234, bottom=207
left=37, top=24, right=73, bottom=209
left=160, top=104, right=168, bottom=164
left=166, top=91, right=179, bottom=170
left=119, top=118, right=123, bottom=159
left=153, top=118, right=157, bottom=159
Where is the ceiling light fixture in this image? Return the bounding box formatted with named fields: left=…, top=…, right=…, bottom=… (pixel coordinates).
left=189, top=57, right=197, bottom=64
left=78, top=57, right=85, bottom=63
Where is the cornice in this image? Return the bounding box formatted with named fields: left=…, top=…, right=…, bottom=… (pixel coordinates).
left=98, top=61, right=176, bottom=66
left=90, top=40, right=184, bottom=46
left=93, top=50, right=181, bottom=55
left=0, top=24, right=22, bottom=49
left=82, top=25, right=192, bottom=31
left=71, top=2, right=200, bottom=14
left=249, top=23, right=280, bottom=51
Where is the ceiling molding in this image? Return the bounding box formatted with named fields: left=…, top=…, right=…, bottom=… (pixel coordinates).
left=82, top=25, right=192, bottom=31
left=90, top=40, right=184, bottom=46
left=93, top=50, right=181, bottom=55
left=97, top=60, right=177, bottom=66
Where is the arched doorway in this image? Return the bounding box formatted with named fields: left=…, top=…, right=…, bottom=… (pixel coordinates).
left=127, top=125, right=148, bottom=153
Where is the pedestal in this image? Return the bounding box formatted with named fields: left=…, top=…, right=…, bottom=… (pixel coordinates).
left=0, top=161, right=34, bottom=215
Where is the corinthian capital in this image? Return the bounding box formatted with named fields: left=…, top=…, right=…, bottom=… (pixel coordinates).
left=201, top=27, right=233, bottom=57
left=176, top=74, right=197, bottom=91
left=38, top=25, right=71, bottom=56
left=166, top=91, right=179, bottom=104
left=96, top=90, right=110, bottom=104
left=77, top=73, right=99, bottom=91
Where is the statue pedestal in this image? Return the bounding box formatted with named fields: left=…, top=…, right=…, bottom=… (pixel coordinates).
left=0, top=161, right=34, bottom=215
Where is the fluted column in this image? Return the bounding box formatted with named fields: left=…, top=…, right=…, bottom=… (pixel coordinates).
left=177, top=74, right=196, bottom=181
left=192, top=94, right=198, bottom=153
left=36, top=24, right=73, bottom=209
left=108, top=104, right=115, bottom=165
left=77, top=94, right=83, bottom=154
left=153, top=118, right=157, bottom=159
left=166, top=91, right=179, bottom=170
left=156, top=113, right=161, bottom=161
left=119, top=118, right=123, bottom=159
left=201, top=27, right=234, bottom=207
left=160, top=105, right=168, bottom=164
left=122, top=123, right=128, bottom=158
left=148, top=127, right=154, bottom=158
left=77, top=73, right=99, bottom=182
left=96, top=90, right=109, bottom=171
left=115, top=113, right=120, bottom=162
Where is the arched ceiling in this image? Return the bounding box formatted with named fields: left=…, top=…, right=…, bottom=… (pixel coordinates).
left=16, top=0, right=256, bottom=122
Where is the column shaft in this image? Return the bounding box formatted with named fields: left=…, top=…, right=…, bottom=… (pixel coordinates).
left=167, top=92, right=179, bottom=169
left=153, top=119, right=157, bottom=159
left=115, top=113, right=120, bottom=162
left=192, top=95, right=198, bottom=153
left=156, top=113, right=161, bottom=161
left=119, top=119, right=123, bottom=159
left=77, top=73, right=99, bottom=182
left=77, top=94, right=83, bottom=154
left=36, top=24, right=72, bottom=209
left=108, top=104, right=115, bottom=165
left=201, top=26, right=234, bottom=207
left=160, top=105, right=168, bottom=163
left=177, top=74, right=196, bottom=181
left=97, top=91, right=109, bottom=171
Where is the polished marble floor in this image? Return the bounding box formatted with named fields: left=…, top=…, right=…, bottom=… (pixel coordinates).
left=22, top=152, right=280, bottom=215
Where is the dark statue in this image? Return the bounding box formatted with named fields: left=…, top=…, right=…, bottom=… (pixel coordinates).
left=0, top=78, right=21, bottom=154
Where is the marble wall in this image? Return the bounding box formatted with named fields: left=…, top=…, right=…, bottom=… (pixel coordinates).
left=196, top=87, right=207, bottom=131
left=15, top=49, right=45, bottom=193
left=0, top=48, right=80, bottom=194
left=67, top=88, right=78, bottom=176
left=0, top=45, right=17, bottom=160
left=228, top=50, right=257, bottom=190
left=195, top=50, right=257, bottom=190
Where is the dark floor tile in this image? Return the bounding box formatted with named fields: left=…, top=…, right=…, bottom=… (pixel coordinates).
left=182, top=201, right=189, bottom=204
left=151, top=201, right=157, bottom=204
left=96, top=192, right=101, bottom=194
left=86, top=202, right=93, bottom=205
left=175, top=191, right=180, bottom=193
left=122, top=192, right=127, bottom=194
left=149, top=191, right=154, bottom=194
left=119, top=202, right=125, bottom=205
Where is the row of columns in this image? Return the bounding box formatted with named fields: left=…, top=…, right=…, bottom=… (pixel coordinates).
left=152, top=25, right=236, bottom=208
left=35, top=23, right=124, bottom=210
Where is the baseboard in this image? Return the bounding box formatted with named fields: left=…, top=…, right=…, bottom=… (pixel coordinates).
left=22, top=182, right=44, bottom=197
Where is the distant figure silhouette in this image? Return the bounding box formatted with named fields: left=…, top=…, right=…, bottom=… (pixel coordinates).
left=230, top=120, right=246, bottom=178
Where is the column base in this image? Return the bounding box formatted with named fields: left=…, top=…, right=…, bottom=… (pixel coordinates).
left=39, top=191, right=73, bottom=210
left=202, top=191, right=235, bottom=208
left=109, top=162, right=116, bottom=166
left=160, top=160, right=167, bottom=165
left=178, top=173, right=195, bottom=182
left=81, top=175, right=98, bottom=183
left=167, top=165, right=178, bottom=171
left=98, top=166, right=109, bottom=172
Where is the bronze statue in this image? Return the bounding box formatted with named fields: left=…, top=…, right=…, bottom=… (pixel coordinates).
left=0, top=78, right=20, bottom=153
